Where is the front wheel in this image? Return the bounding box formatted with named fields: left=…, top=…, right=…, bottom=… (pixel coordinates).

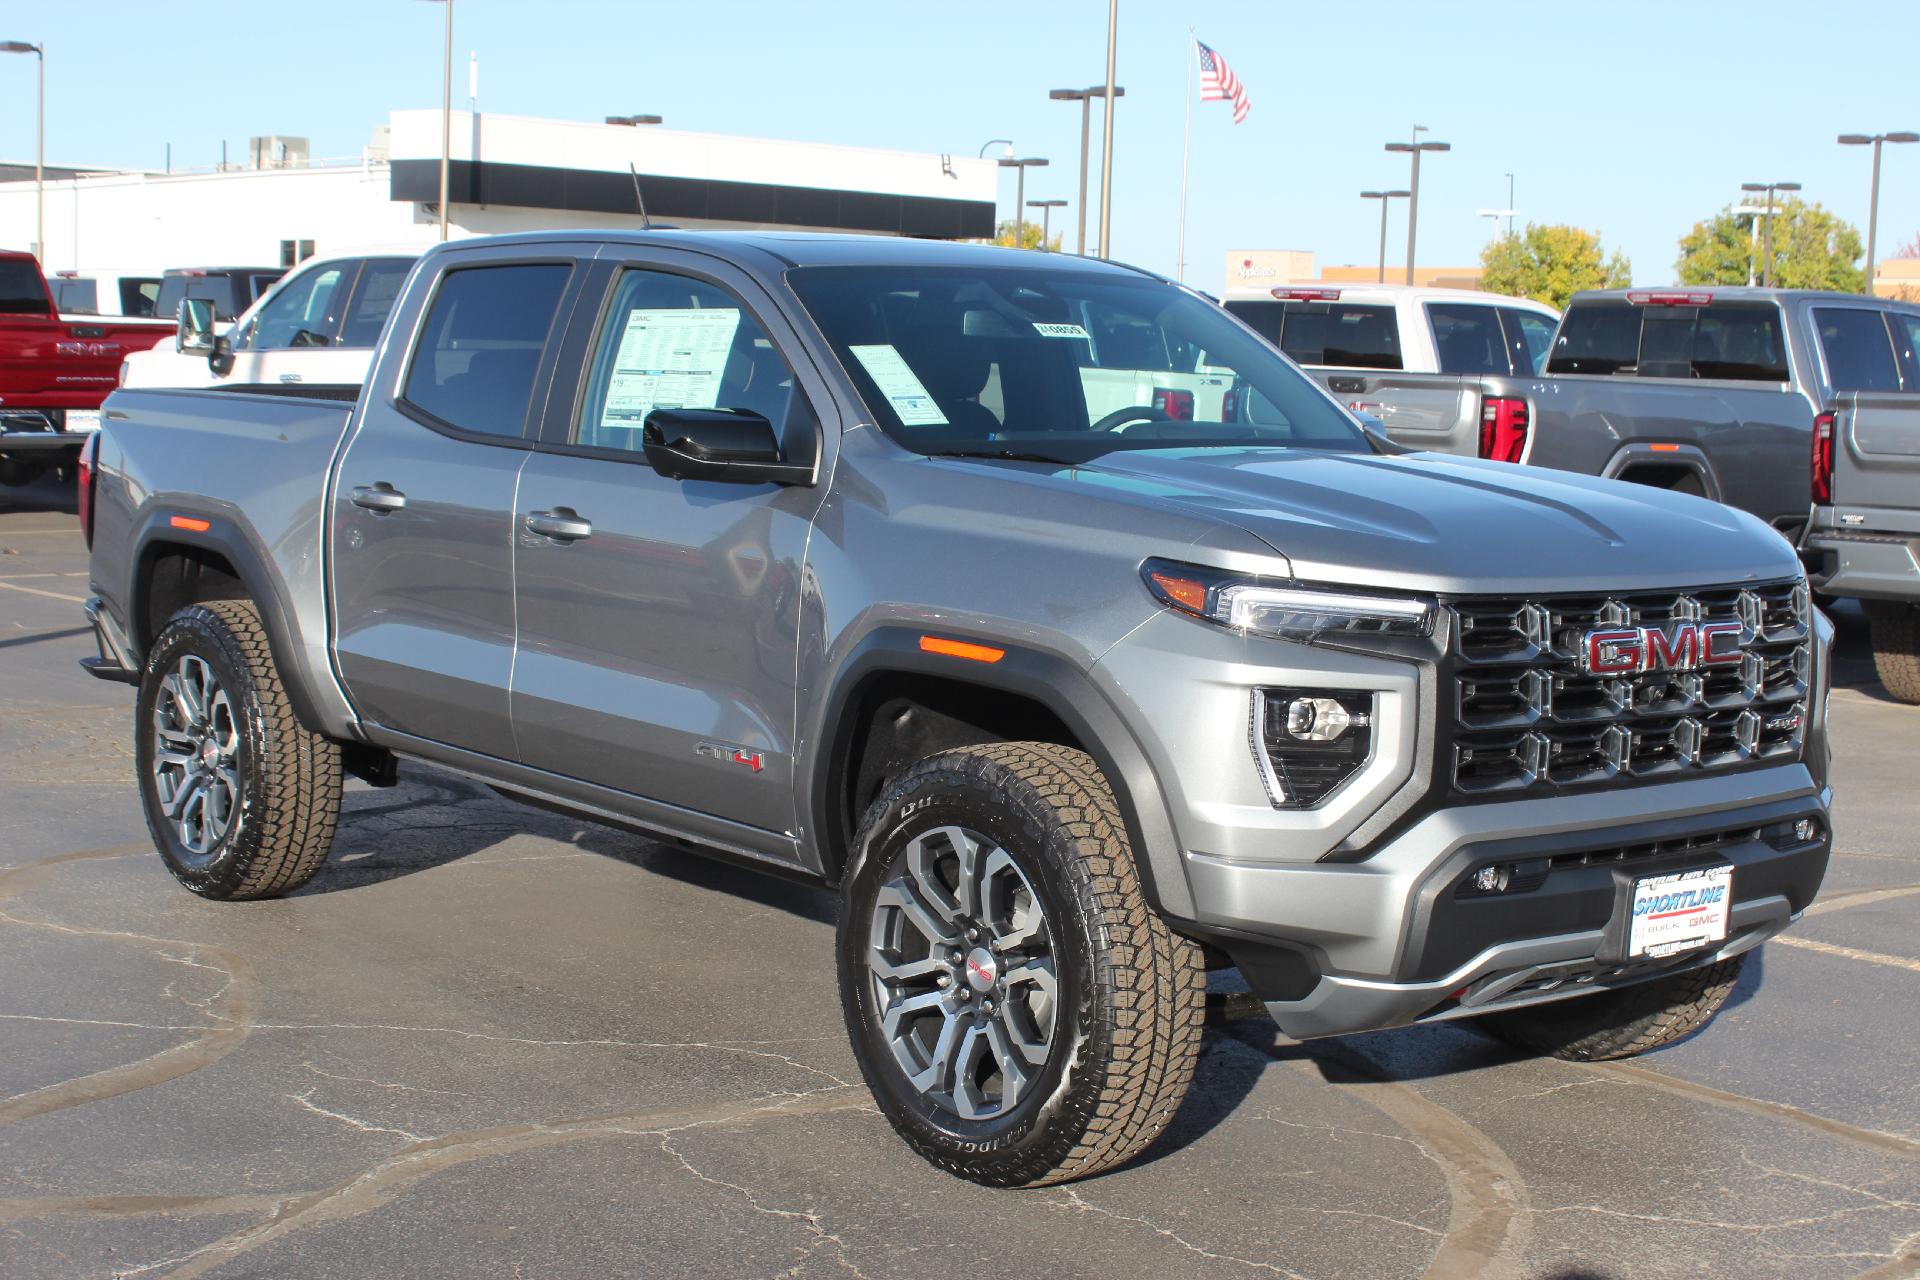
left=837, top=742, right=1205, bottom=1187
left=1474, top=954, right=1746, bottom=1061
left=136, top=599, right=342, bottom=899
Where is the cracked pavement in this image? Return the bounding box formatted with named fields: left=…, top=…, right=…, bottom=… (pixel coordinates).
left=3, top=475, right=1917, bottom=1279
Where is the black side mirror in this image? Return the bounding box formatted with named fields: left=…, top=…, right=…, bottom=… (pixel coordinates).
left=209, top=334, right=235, bottom=378
left=642, top=407, right=816, bottom=486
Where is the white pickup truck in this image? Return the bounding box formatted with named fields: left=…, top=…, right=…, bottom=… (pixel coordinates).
left=1224, top=283, right=1561, bottom=378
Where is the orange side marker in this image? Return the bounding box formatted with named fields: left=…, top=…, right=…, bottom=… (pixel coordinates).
left=919, top=635, right=1006, bottom=664
left=168, top=515, right=212, bottom=532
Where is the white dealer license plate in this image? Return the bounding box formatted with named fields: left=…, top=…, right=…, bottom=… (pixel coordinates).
left=64, top=410, right=101, bottom=434
left=1628, top=865, right=1733, bottom=959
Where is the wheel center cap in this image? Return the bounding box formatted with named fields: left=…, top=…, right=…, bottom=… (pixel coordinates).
left=199, top=738, right=221, bottom=768
left=963, top=947, right=998, bottom=992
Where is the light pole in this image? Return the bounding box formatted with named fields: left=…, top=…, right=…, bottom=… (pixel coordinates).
left=1, top=41, right=43, bottom=263
left=1027, top=198, right=1067, bottom=249
left=1478, top=207, right=1517, bottom=241
left=1741, top=181, right=1802, bottom=287
left=1360, top=190, right=1408, bottom=283
left=1386, top=136, right=1450, bottom=285
left=1504, top=172, right=1515, bottom=236
left=415, top=1, right=453, bottom=241
left=1049, top=85, right=1124, bottom=256
left=999, top=157, right=1048, bottom=246
left=978, top=139, right=1013, bottom=159
left=1839, top=132, right=1919, bottom=295
left=606, top=114, right=664, bottom=126
left=1097, top=0, right=1118, bottom=259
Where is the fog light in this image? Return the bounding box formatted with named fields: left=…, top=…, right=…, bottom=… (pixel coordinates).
left=1471, top=864, right=1512, bottom=894
left=1794, top=818, right=1818, bottom=843
left=1285, top=696, right=1367, bottom=742
left=1254, top=689, right=1375, bottom=809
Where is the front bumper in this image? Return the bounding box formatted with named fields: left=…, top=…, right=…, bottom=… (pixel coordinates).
left=1188, top=766, right=1830, bottom=1039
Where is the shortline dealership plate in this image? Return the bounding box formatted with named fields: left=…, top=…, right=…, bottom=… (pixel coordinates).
left=1628, top=865, right=1733, bottom=959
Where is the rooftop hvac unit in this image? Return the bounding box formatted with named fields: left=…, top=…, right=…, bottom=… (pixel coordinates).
left=249, top=135, right=311, bottom=170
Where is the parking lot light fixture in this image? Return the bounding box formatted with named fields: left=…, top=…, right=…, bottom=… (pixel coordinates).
left=1027, top=198, right=1068, bottom=249
left=1839, top=133, right=1919, bottom=294
left=413, top=0, right=454, bottom=241
left=1360, top=190, right=1409, bottom=283
left=978, top=139, right=1014, bottom=159
left=606, top=114, right=664, bottom=126
left=998, top=156, right=1049, bottom=247
left=1386, top=138, right=1450, bottom=285
left=1741, top=181, right=1802, bottom=287
left=1051, top=86, right=1125, bottom=255
left=1, top=41, right=43, bottom=263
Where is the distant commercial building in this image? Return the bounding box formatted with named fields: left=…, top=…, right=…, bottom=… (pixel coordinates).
left=0, top=110, right=998, bottom=274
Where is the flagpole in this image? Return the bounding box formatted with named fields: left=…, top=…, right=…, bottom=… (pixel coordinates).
left=1176, top=29, right=1194, bottom=283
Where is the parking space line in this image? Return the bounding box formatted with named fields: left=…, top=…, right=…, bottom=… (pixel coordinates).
left=0, top=580, right=88, bottom=604
left=1772, top=935, right=1920, bottom=973
left=1805, top=883, right=1920, bottom=917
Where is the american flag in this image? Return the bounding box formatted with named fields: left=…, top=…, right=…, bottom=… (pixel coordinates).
left=1196, top=40, right=1250, bottom=124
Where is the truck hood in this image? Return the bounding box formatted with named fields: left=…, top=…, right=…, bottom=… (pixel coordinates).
left=1059, top=447, right=1803, bottom=594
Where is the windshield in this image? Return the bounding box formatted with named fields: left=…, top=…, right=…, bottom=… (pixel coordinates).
left=788, top=265, right=1371, bottom=462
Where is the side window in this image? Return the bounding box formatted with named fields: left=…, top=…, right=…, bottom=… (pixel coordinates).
left=402, top=263, right=571, bottom=439
left=1814, top=307, right=1901, bottom=393
left=575, top=268, right=797, bottom=453
left=1426, top=303, right=1509, bottom=375
left=337, top=258, right=414, bottom=347
left=1893, top=313, right=1920, bottom=390
left=1500, top=309, right=1558, bottom=376
left=250, top=265, right=348, bottom=350
left=121, top=278, right=160, bottom=318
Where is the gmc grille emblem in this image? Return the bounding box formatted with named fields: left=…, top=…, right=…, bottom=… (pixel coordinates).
left=1582, top=622, right=1744, bottom=675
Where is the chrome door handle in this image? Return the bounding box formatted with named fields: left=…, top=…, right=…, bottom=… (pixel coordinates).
left=350, top=483, right=407, bottom=513
left=526, top=508, right=593, bottom=541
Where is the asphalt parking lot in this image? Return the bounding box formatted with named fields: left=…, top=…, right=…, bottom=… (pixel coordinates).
left=1, top=472, right=1915, bottom=1280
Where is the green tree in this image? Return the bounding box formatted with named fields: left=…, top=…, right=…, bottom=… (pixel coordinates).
left=1675, top=197, right=1865, bottom=292
left=1480, top=224, right=1632, bottom=309
left=990, top=219, right=1062, bottom=252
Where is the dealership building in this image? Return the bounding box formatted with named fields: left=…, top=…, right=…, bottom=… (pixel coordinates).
left=0, top=110, right=1000, bottom=276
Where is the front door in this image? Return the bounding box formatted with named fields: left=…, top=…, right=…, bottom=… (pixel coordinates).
left=508, top=253, right=835, bottom=842
left=330, top=252, right=581, bottom=755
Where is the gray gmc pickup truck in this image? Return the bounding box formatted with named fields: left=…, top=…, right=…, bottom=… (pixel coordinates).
left=80, top=232, right=1833, bottom=1187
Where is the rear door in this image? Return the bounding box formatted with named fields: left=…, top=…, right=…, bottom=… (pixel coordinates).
left=507, top=247, right=835, bottom=845
left=329, top=246, right=585, bottom=755
left=1819, top=306, right=1920, bottom=513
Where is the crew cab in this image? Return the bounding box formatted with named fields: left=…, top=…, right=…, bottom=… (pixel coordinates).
left=1298, top=287, right=1920, bottom=542
left=1798, top=303, right=1920, bottom=701
left=121, top=250, right=419, bottom=390
left=49, top=270, right=163, bottom=319
left=0, top=249, right=170, bottom=486
left=83, top=232, right=1832, bottom=1189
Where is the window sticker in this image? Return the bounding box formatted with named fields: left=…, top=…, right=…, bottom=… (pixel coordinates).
left=600, top=307, right=742, bottom=429
left=849, top=344, right=948, bottom=426
left=1033, top=322, right=1091, bottom=340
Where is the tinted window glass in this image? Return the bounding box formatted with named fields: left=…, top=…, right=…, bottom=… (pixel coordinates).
left=1427, top=304, right=1509, bottom=375
left=120, top=278, right=160, bottom=317
left=51, top=278, right=99, bottom=313
left=576, top=269, right=798, bottom=453
left=1893, top=313, right=1920, bottom=390
left=250, top=264, right=348, bottom=349
left=337, top=258, right=414, bottom=347
left=1277, top=302, right=1402, bottom=369
left=0, top=259, right=49, bottom=315
left=1549, top=300, right=1788, bottom=381
left=1548, top=301, right=1640, bottom=374
left=153, top=275, right=247, bottom=323
left=789, top=265, right=1368, bottom=461
left=403, top=264, right=569, bottom=439
left=1501, top=309, right=1558, bottom=376
left=1223, top=299, right=1284, bottom=345
left=1814, top=307, right=1901, bottom=393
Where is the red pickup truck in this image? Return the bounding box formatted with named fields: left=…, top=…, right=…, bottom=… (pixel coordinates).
left=2, top=249, right=172, bottom=487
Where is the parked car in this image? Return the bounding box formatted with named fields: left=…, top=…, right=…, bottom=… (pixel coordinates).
left=1293, top=287, right=1920, bottom=543
left=1224, top=283, right=1561, bottom=377
left=1798, top=304, right=1920, bottom=700
left=48, top=270, right=163, bottom=319
left=83, top=231, right=1832, bottom=1188
left=121, top=250, right=419, bottom=390
left=150, top=266, right=285, bottom=327
left=0, top=249, right=171, bottom=486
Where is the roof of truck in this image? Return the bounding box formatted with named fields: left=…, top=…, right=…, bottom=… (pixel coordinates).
left=1221, top=281, right=1560, bottom=316
left=1571, top=286, right=1920, bottom=309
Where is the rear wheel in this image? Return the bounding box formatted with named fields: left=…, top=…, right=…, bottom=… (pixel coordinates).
left=136, top=599, right=341, bottom=899
left=1866, top=602, right=1920, bottom=705
left=837, top=742, right=1204, bottom=1186
left=1475, top=954, right=1745, bottom=1061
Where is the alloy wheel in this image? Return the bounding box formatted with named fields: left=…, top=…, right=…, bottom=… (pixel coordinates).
left=149, top=654, right=241, bottom=856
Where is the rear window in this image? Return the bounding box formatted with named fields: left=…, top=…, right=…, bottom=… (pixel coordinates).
left=0, top=259, right=49, bottom=315
left=1813, top=307, right=1901, bottom=393
left=50, top=278, right=98, bottom=313
left=1225, top=299, right=1402, bottom=370
left=1547, top=300, right=1789, bottom=382
left=401, top=263, right=570, bottom=439
left=153, top=275, right=248, bottom=323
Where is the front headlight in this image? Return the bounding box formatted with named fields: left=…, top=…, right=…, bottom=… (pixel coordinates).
left=1142, top=558, right=1435, bottom=641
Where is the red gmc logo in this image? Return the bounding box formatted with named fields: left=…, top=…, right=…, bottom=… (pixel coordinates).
left=1582, top=622, right=1744, bottom=675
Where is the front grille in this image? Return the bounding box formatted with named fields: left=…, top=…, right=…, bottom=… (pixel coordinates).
left=1447, top=580, right=1810, bottom=796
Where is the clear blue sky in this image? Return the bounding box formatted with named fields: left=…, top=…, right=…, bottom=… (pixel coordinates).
left=2, top=0, right=1913, bottom=292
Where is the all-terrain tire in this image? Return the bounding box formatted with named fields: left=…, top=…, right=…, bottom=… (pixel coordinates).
left=1475, top=954, right=1746, bottom=1061
left=136, top=599, right=341, bottom=899
left=837, top=741, right=1205, bottom=1187
left=1866, top=602, right=1920, bottom=705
